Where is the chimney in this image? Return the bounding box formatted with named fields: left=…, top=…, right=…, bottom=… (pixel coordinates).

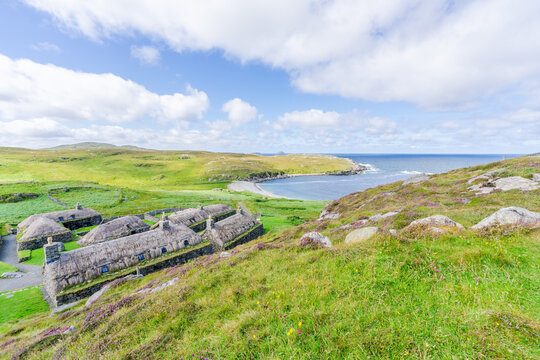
left=206, top=217, right=215, bottom=230
left=44, top=242, right=60, bottom=264
left=236, top=208, right=244, bottom=215
left=76, top=202, right=83, bottom=210
left=198, top=205, right=203, bottom=211
left=160, top=212, right=170, bottom=230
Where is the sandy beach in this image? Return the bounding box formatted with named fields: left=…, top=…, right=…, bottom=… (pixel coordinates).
left=227, top=181, right=290, bottom=199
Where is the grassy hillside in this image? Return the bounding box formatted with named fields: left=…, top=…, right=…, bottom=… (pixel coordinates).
left=0, top=156, right=538, bottom=359
left=0, top=147, right=354, bottom=189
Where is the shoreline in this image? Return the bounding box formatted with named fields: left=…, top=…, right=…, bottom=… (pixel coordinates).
left=227, top=181, right=291, bottom=199
left=227, top=159, right=368, bottom=199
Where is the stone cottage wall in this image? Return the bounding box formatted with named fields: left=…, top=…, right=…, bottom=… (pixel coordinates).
left=17, top=231, right=73, bottom=251
left=61, top=215, right=103, bottom=230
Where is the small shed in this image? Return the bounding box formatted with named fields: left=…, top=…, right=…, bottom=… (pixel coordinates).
left=203, top=210, right=262, bottom=250
left=18, top=217, right=72, bottom=251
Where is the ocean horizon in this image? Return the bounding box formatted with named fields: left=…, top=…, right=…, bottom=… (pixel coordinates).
left=258, top=153, right=522, bottom=201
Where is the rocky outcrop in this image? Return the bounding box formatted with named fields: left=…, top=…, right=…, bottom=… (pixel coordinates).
left=246, top=161, right=368, bottom=182
left=533, top=173, right=540, bottom=182
left=345, top=227, right=380, bottom=244
left=369, top=211, right=400, bottom=222
left=318, top=210, right=340, bottom=221
left=403, top=215, right=464, bottom=233
left=471, top=207, right=540, bottom=230
left=403, top=173, right=430, bottom=185
left=299, top=232, right=332, bottom=248
left=470, top=176, right=539, bottom=194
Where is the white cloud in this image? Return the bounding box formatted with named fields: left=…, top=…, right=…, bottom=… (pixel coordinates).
left=0, top=53, right=209, bottom=124
left=275, top=109, right=341, bottom=130
left=222, top=98, right=257, bottom=126
left=275, top=109, right=397, bottom=135
left=130, top=45, right=160, bottom=65
left=31, top=41, right=60, bottom=52
left=22, top=0, right=540, bottom=108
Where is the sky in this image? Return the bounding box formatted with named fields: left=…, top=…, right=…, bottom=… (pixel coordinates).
left=0, top=0, right=538, bottom=154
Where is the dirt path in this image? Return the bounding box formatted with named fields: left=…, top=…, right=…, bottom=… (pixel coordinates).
left=0, top=235, right=43, bottom=292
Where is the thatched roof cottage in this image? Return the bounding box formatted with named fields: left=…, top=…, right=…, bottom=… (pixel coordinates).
left=18, top=203, right=102, bottom=232
left=169, top=204, right=234, bottom=231
left=43, top=217, right=202, bottom=299
left=78, top=215, right=150, bottom=246
left=18, top=217, right=72, bottom=251
left=203, top=209, right=263, bottom=251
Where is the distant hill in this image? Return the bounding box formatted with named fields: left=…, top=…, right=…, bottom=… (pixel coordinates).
left=45, top=142, right=148, bottom=151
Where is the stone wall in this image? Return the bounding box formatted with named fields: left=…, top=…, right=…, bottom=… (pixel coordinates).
left=189, top=210, right=236, bottom=232
left=17, top=231, right=73, bottom=251
left=52, top=222, right=265, bottom=306
left=61, top=215, right=103, bottom=230
left=223, top=223, right=265, bottom=251
left=54, top=243, right=214, bottom=306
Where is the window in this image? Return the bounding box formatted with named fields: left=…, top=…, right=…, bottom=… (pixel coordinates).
left=183, top=240, right=189, bottom=246
left=58, top=216, right=64, bottom=221
left=101, top=265, right=109, bottom=274
left=161, top=247, right=167, bottom=254
left=138, top=254, right=144, bottom=261
left=71, top=215, right=76, bottom=219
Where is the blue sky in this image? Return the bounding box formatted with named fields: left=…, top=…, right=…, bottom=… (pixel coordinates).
left=0, top=0, right=538, bottom=154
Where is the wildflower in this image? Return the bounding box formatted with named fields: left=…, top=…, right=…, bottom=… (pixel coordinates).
left=257, top=301, right=260, bottom=305
left=298, top=329, right=302, bottom=334
left=355, top=269, right=358, bottom=272
left=253, top=335, right=257, bottom=339
left=405, top=351, right=409, bottom=355
left=298, top=321, right=302, bottom=327
left=298, top=280, right=302, bottom=283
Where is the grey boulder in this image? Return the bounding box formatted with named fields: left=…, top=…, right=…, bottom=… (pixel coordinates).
left=345, top=227, right=380, bottom=244
left=471, top=207, right=540, bottom=230
left=299, top=232, right=332, bottom=248
left=404, top=215, right=464, bottom=231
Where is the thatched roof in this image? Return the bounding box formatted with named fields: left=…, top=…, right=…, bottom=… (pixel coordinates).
left=204, top=212, right=259, bottom=247
left=78, top=215, right=150, bottom=246
left=169, top=204, right=233, bottom=227
left=45, top=223, right=201, bottom=280
left=18, top=207, right=101, bottom=230
left=19, top=217, right=70, bottom=241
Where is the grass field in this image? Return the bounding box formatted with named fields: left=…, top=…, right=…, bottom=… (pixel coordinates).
left=0, top=148, right=353, bottom=189
left=20, top=240, right=81, bottom=266
left=0, top=155, right=537, bottom=359
left=0, top=262, right=17, bottom=275
left=0, top=288, right=49, bottom=326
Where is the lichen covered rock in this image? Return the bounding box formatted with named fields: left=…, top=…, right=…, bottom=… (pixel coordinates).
left=471, top=207, right=540, bottom=230
left=299, top=232, right=332, bottom=248
left=345, top=227, right=380, bottom=244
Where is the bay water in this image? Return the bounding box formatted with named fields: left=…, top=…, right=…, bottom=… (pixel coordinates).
left=258, top=154, right=520, bottom=201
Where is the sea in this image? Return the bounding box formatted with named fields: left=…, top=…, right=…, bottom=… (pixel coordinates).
left=258, top=154, right=521, bottom=201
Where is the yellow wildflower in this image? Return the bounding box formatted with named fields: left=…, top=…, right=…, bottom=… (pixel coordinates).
left=298, top=321, right=302, bottom=327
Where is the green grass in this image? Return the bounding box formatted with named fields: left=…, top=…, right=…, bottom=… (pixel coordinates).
left=0, top=148, right=353, bottom=189
left=72, top=225, right=98, bottom=235
left=0, top=262, right=17, bottom=275
left=0, top=156, right=537, bottom=359
left=21, top=241, right=82, bottom=266
left=0, top=287, right=49, bottom=327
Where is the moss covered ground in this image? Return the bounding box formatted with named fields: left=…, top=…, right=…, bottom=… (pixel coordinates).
left=0, top=156, right=537, bottom=358
left=0, top=262, right=17, bottom=275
